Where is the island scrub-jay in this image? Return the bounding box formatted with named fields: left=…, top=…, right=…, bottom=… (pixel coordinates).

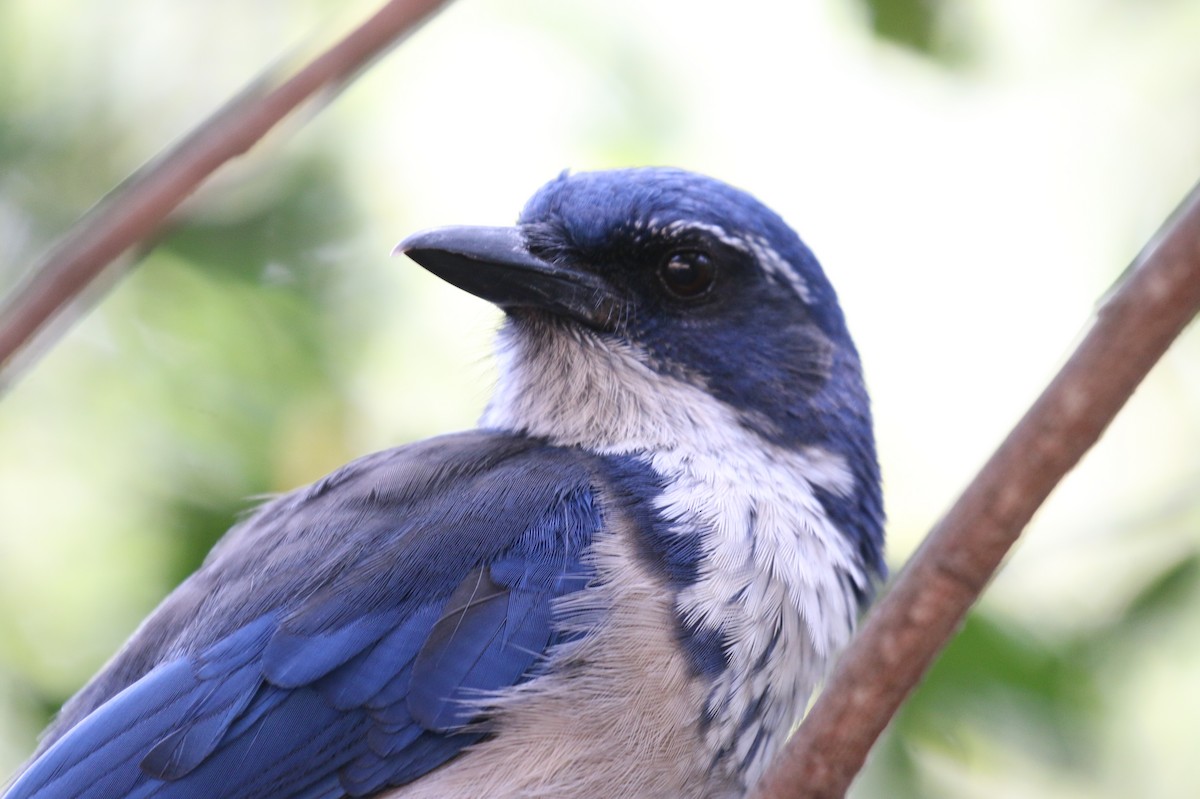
left=4, top=167, right=884, bottom=798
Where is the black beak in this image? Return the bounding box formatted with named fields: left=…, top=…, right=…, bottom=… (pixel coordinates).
left=395, top=226, right=620, bottom=330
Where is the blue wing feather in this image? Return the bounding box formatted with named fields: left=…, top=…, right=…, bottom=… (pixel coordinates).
left=5, top=432, right=608, bottom=799
left=408, top=490, right=595, bottom=733
left=9, top=661, right=199, bottom=798
left=140, top=658, right=263, bottom=779
left=262, top=615, right=399, bottom=689
left=316, top=605, right=440, bottom=711
left=193, top=615, right=275, bottom=679
left=410, top=567, right=530, bottom=731
left=143, top=688, right=359, bottom=799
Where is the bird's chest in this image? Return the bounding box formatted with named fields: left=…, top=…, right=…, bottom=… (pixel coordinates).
left=392, top=448, right=859, bottom=799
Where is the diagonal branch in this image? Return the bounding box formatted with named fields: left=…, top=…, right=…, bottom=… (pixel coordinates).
left=751, top=180, right=1200, bottom=799
left=0, top=0, right=454, bottom=391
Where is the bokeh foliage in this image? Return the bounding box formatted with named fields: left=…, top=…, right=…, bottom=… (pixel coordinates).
left=2, top=1, right=1199, bottom=796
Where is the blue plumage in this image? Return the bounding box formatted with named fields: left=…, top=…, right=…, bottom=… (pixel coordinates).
left=7, top=433, right=609, bottom=798
left=7, top=168, right=884, bottom=799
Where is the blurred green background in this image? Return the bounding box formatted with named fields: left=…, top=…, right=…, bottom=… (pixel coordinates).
left=2, top=0, right=1199, bottom=795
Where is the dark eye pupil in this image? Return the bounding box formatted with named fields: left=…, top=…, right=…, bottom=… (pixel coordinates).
left=660, top=251, right=715, bottom=298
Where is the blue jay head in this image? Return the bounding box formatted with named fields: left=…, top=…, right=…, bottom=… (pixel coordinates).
left=400, top=168, right=883, bottom=577
left=401, top=168, right=870, bottom=445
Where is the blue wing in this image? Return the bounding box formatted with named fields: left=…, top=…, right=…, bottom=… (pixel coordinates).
left=6, top=432, right=603, bottom=799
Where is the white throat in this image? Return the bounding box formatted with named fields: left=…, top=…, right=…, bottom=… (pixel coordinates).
left=481, top=318, right=868, bottom=786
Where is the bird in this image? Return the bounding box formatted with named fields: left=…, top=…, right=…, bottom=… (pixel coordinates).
left=3, top=167, right=884, bottom=799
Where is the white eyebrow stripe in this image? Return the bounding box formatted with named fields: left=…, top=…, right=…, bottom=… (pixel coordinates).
left=746, top=235, right=811, bottom=303
left=662, top=220, right=750, bottom=253
left=639, top=220, right=813, bottom=303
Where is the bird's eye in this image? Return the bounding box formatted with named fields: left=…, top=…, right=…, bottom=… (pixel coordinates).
left=658, top=250, right=716, bottom=298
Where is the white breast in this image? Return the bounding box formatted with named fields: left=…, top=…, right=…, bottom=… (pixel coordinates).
left=652, top=440, right=861, bottom=787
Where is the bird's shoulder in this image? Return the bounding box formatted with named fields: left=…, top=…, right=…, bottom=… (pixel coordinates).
left=12, top=430, right=634, bottom=799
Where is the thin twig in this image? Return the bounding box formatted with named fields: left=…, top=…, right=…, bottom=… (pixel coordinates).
left=0, top=0, right=453, bottom=390
left=750, top=180, right=1200, bottom=799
